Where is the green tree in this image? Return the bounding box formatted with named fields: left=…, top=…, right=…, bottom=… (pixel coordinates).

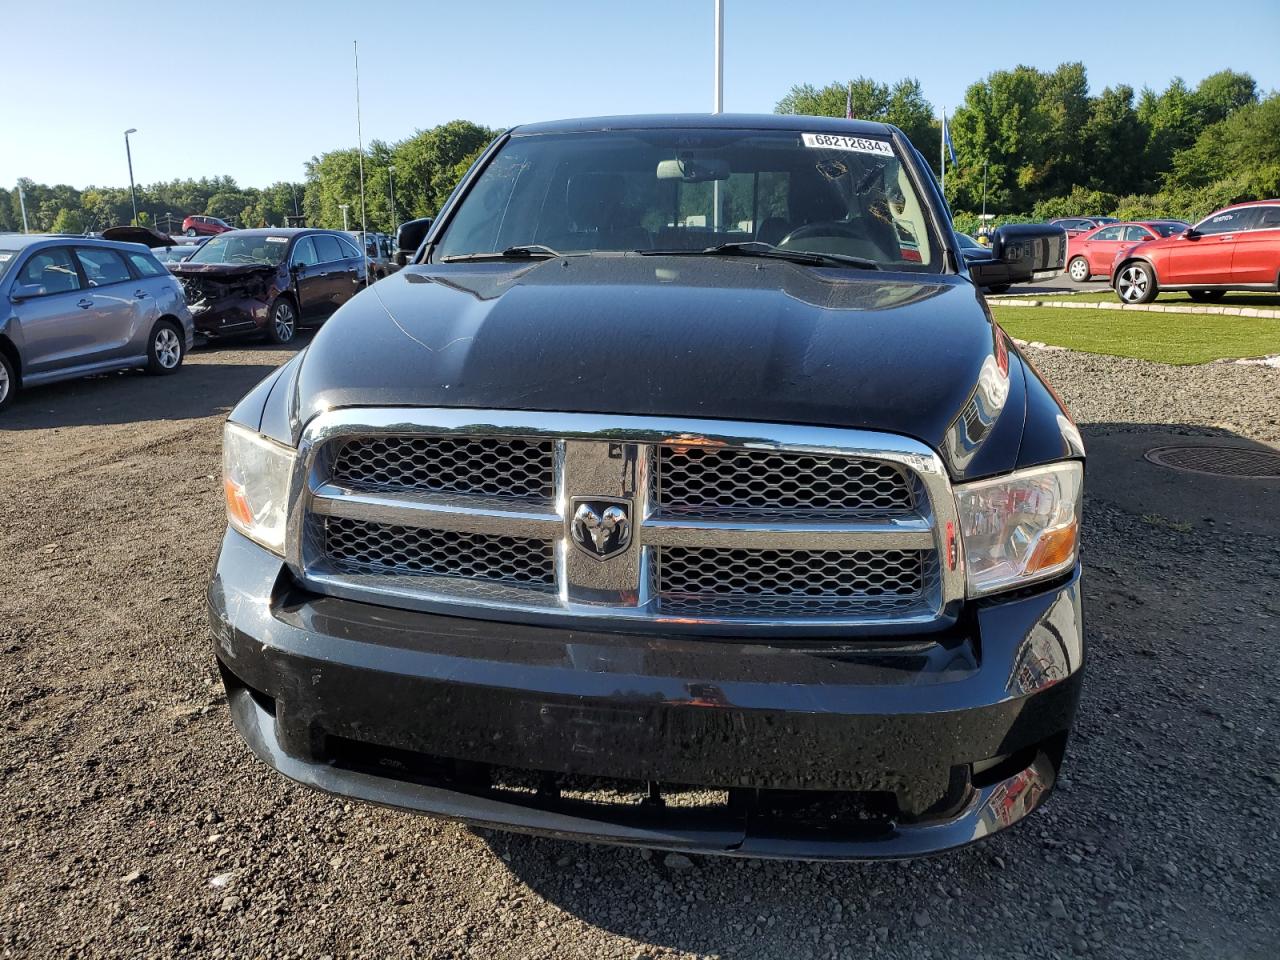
left=1169, top=93, right=1280, bottom=198
left=1081, top=85, right=1147, bottom=195
left=1190, top=70, right=1257, bottom=128
left=775, top=77, right=939, bottom=167
left=49, top=208, right=85, bottom=234
left=948, top=65, right=1048, bottom=210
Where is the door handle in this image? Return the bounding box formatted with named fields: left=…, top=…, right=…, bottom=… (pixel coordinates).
left=1219, top=235, right=1234, bottom=241
left=77, top=298, right=93, bottom=309
left=134, top=289, right=149, bottom=299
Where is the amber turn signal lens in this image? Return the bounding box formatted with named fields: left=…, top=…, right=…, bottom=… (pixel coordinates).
left=1027, top=521, right=1078, bottom=573
left=224, top=476, right=254, bottom=528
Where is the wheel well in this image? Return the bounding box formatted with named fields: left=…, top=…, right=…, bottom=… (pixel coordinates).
left=0, top=334, right=21, bottom=385
left=155, top=314, right=182, bottom=330
left=1112, top=257, right=1150, bottom=286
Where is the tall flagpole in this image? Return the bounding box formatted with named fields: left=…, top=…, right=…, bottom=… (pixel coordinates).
left=354, top=40, right=369, bottom=287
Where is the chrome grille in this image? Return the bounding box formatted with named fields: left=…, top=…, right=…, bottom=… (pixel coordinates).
left=654, top=446, right=914, bottom=518
left=331, top=436, right=554, bottom=502
left=290, top=410, right=964, bottom=635
left=323, top=516, right=555, bottom=589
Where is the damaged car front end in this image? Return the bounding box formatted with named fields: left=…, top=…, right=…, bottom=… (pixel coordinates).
left=174, top=262, right=277, bottom=336
left=170, top=229, right=367, bottom=344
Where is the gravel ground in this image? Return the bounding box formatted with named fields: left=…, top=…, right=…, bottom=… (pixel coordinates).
left=1, top=339, right=1278, bottom=959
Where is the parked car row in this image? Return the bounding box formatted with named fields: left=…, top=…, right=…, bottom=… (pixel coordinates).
left=1054, top=201, right=1280, bottom=302
left=1110, top=200, right=1280, bottom=303
left=0, top=225, right=372, bottom=412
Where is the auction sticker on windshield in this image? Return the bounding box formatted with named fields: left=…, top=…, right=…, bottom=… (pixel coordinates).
left=801, top=133, right=894, bottom=157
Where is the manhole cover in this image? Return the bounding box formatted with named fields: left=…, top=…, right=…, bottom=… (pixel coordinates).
left=1144, top=444, right=1280, bottom=479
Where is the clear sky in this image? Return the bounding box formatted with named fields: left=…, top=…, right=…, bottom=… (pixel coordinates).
left=3, top=0, right=1277, bottom=190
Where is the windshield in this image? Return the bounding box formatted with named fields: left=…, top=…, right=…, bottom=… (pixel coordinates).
left=434, top=128, right=940, bottom=270
left=0, top=250, right=17, bottom=282
left=187, top=234, right=288, bottom=266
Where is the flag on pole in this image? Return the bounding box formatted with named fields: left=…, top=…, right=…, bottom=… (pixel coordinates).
left=845, top=82, right=853, bottom=120
left=943, top=112, right=957, bottom=165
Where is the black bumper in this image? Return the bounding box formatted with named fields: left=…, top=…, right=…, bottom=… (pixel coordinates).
left=209, top=530, right=1085, bottom=860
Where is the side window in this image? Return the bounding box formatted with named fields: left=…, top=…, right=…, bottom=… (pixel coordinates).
left=17, top=247, right=82, bottom=294
left=1256, top=206, right=1280, bottom=230
left=75, top=247, right=132, bottom=286
left=339, top=236, right=363, bottom=259
left=1092, top=226, right=1124, bottom=241
left=291, top=237, right=319, bottom=266
left=1122, top=226, right=1151, bottom=242
left=1196, top=208, right=1256, bottom=235
left=313, top=235, right=343, bottom=263
left=127, top=252, right=164, bottom=277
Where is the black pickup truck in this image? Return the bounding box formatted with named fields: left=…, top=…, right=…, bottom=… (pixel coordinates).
left=210, top=114, right=1080, bottom=860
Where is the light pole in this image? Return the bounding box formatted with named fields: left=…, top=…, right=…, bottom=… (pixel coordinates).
left=387, top=165, right=397, bottom=234
left=17, top=182, right=29, bottom=233
left=124, top=128, right=138, bottom=225
left=339, top=203, right=350, bottom=232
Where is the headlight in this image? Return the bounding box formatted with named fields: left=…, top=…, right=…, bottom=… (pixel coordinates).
left=223, top=421, right=295, bottom=555
left=954, top=461, right=1082, bottom=597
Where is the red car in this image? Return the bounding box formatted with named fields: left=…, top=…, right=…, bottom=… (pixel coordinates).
left=1112, top=201, right=1280, bottom=303
left=181, top=215, right=234, bottom=237
left=1065, top=220, right=1189, bottom=282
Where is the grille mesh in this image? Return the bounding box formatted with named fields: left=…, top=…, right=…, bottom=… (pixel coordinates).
left=655, top=446, right=914, bottom=518
left=323, top=516, right=554, bottom=588
left=657, top=546, right=927, bottom=616
left=331, top=437, right=554, bottom=502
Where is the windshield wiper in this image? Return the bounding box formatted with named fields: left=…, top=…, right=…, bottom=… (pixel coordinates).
left=439, top=244, right=563, bottom=263
left=639, top=241, right=880, bottom=271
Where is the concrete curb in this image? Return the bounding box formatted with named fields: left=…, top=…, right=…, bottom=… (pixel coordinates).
left=990, top=298, right=1280, bottom=318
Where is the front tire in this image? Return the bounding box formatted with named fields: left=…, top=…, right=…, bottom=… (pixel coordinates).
left=1068, top=257, right=1091, bottom=282
left=0, top=350, right=17, bottom=412
left=186, top=227, right=198, bottom=237
left=145, top=320, right=185, bottom=375
left=1188, top=290, right=1226, bottom=302
left=985, top=284, right=1011, bottom=294
left=266, top=298, right=297, bottom=344
left=1116, top=262, right=1158, bottom=304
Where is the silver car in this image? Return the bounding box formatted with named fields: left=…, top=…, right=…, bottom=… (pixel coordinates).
left=0, top=235, right=195, bottom=412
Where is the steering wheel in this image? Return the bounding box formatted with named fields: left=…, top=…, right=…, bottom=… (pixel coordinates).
left=230, top=254, right=258, bottom=263
left=777, top=221, right=861, bottom=248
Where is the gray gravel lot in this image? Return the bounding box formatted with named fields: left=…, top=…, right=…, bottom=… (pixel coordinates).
left=1, top=339, right=1278, bottom=959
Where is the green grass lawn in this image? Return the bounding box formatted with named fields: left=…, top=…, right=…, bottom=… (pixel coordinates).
left=990, top=305, right=1280, bottom=364
left=1011, top=287, right=1280, bottom=308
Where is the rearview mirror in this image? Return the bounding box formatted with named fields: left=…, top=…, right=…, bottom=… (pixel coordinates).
left=968, top=223, right=1067, bottom=288
left=395, top=217, right=434, bottom=265
left=656, top=157, right=730, bottom=182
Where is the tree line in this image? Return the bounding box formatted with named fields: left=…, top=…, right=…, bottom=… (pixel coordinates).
left=777, top=66, right=1278, bottom=232
left=0, top=120, right=495, bottom=236
left=4, top=66, right=1277, bottom=238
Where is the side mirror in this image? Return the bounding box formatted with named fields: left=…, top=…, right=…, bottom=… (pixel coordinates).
left=395, top=217, right=434, bottom=263
left=1183, top=228, right=1200, bottom=240
left=968, top=223, right=1067, bottom=288
left=10, top=283, right=45, bottom=303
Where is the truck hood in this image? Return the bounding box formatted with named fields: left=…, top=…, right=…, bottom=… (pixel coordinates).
left=294, top=256, right=1018, bottom=475
left=169, top=261, right=278, bottom=279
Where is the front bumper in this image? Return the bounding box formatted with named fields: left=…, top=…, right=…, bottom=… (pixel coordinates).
left=209, top=529, right=1085, bottom=860
left=190, top=299, right=271, bottom=336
